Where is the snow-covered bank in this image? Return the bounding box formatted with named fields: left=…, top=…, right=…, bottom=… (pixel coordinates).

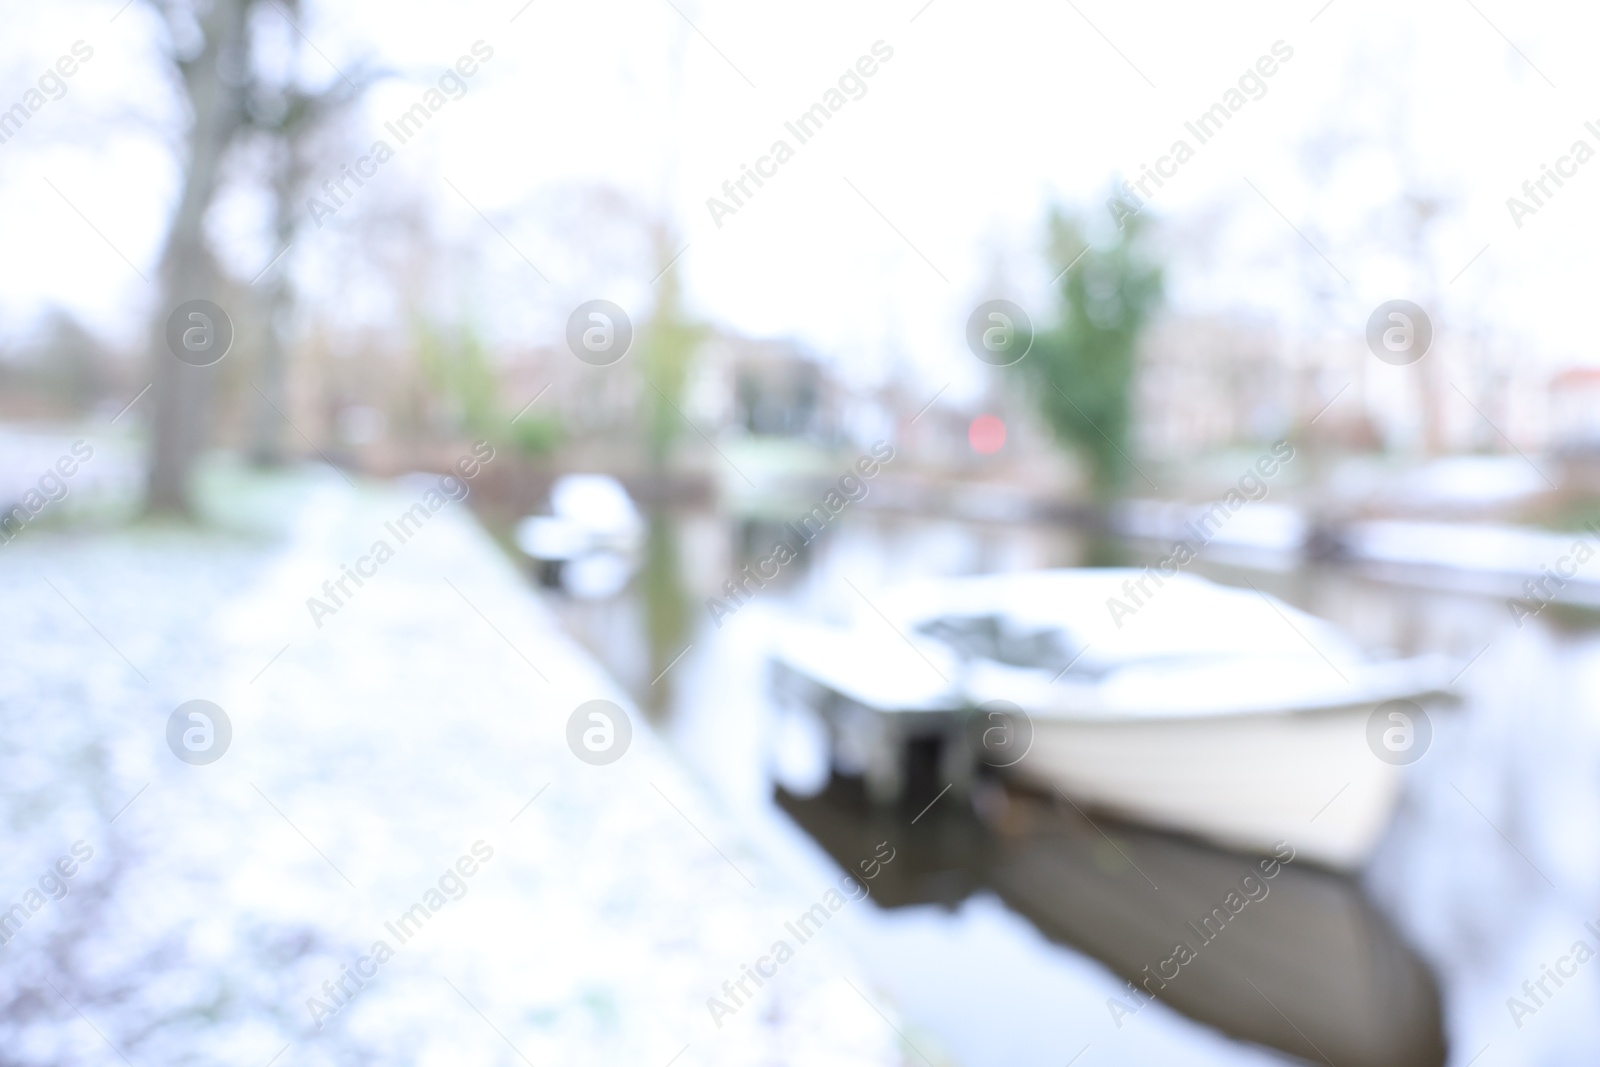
left=1116, top=494, right=1600, bottom=613
left=0, top=474, right=912, bottom=1066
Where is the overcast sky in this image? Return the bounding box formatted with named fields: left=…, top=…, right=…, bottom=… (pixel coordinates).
left=2, top=0, right=1597, bottom=403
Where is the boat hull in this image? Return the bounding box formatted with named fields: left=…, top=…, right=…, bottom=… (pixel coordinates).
left=1008, top=703, right=1405, bottom=869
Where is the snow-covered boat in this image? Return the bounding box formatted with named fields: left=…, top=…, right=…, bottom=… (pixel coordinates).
left=513, top=474, right=644, bottom=598
left=770, top=569, right=1457, bottom=869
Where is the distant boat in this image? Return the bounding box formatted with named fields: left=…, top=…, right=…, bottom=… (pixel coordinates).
left=513, top=474, right=644, bottom=598
left=770, top=569, right=1457, bottom=869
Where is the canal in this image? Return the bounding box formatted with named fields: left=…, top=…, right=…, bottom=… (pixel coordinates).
left=520, top=504, right=1600, bottom=1066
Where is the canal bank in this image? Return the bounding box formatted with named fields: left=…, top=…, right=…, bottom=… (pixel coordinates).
left=0, top=469, right=920, bottom=1066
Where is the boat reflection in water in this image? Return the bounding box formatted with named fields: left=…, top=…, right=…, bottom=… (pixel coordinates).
left=778, top=774, right=1446, bottom=1067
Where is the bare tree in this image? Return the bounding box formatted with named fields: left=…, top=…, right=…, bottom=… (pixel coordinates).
left=140, top=0, right=374, bottom=509
left=142, top=0, right=259, bottom=514
left=245, top=42, right=375, bottom=467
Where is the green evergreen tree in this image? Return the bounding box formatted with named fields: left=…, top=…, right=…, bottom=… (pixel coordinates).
left=1023, top=202, right=1163, bottom=501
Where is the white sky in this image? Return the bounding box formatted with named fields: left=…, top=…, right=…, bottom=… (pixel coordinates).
left=2, top=0, right=1598, bottom=403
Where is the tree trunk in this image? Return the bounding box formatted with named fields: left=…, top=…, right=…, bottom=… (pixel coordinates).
left=144, top=0, right=253, bottom=515
left=248, top=135, right=302, bottom=468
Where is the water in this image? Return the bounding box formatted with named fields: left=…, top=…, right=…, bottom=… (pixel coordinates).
left=535, top=507, right=1600, bottom=1066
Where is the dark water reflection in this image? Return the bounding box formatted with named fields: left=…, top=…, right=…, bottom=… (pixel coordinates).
left=780, top=777, right=1444, bottom=1066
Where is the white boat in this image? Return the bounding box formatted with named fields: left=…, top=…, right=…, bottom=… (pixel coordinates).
left=513, top=474, right=644, bottom=598
left=770, top=569, right=1457, bottom=869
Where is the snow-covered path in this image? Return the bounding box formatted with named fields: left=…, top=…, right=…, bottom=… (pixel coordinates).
left=0, top=474, right=911, bottom=1066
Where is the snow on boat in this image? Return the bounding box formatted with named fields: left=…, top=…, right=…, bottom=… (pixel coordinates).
left=513, top=474, right=644, bottom=598
left=770, top=569, right=1457, bottom=869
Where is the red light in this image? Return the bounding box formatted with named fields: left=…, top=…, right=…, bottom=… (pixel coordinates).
left=969, top=414, right=1006, bottom=454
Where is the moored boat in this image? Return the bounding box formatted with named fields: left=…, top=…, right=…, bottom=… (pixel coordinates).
left=770, top=569, right=1457, bottom=868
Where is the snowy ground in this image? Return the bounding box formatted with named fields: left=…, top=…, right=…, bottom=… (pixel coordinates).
left=0, top=471, right=914, bottom=1066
